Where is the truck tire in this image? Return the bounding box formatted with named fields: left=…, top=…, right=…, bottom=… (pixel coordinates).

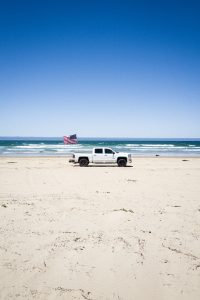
left=79, top=158, right=89, bottom=167
left=117, top=158, right=127, bottom=167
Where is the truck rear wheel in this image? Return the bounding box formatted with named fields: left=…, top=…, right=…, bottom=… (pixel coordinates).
left=117, top=159, right=127, bottom=167
left=79, top=158, right=89, bottom=167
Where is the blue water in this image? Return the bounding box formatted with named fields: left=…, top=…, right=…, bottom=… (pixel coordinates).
left=0, top=137, right=200, bottom=157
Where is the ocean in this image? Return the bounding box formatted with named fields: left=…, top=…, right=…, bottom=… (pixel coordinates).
left=0, top=137, right=200, bottom=157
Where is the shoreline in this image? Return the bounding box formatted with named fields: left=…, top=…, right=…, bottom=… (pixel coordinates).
left=1, top=155, right=200, bottom=159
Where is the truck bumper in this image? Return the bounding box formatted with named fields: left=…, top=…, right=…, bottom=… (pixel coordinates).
left=69, top=159, right=75, bottom=163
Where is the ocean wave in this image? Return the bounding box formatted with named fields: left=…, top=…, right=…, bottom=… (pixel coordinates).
left=16, top=144, right=83, bottom=149
left=1, top=140, right=200, bottom=156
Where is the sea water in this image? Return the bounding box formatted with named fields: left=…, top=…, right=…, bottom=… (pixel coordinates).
left=0, top=137, right=200, bottom=157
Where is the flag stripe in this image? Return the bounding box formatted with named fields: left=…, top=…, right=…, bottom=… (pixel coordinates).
left=63, top=135, right=78, bottom=144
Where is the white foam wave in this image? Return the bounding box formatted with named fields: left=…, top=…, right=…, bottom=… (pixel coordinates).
left=1, top=141, right=200, bottom=157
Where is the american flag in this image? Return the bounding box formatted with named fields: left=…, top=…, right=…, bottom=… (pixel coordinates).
left=63, top=134, right=78, bottom=144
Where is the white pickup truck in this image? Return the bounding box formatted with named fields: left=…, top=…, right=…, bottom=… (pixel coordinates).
left=69, top=147, right=132, bottom=167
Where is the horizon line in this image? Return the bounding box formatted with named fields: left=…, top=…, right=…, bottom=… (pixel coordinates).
left=0, top=136, right=200, bottom=140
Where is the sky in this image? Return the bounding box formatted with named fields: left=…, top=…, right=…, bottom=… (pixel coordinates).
left=0, top=0, right=200, bottom=138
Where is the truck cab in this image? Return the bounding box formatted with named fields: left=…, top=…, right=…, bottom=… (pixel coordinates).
left=92, top=148, right=116, bottom=163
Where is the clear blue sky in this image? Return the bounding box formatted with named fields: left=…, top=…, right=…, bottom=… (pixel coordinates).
left=0, top=0, right=199, bottom=137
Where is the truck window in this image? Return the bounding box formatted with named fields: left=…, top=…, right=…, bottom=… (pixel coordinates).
left=105, top=149, right=114, bottom=154
left=95, top=148, right=103, bottom=154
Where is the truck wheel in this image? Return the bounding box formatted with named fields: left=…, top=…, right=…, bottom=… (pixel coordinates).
left=79, top=158, right=89, bottom=167
left=117, top=159, right=127, bottom=167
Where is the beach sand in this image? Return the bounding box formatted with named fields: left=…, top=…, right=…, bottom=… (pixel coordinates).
left=0, top=157, right=200, bottom=300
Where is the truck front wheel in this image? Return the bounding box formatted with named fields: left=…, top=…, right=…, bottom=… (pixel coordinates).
left=117, top=159, right=127, bottom=167
left=79, top=158, right=89, bottom=167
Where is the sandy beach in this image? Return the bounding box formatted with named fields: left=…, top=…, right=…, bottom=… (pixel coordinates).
left=0, top=157, right=200, bottom=300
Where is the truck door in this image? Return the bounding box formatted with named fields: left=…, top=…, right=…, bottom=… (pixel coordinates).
left=93, top=148, right=105, bottom=163
left=104, top=148, right=115, bottom=163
